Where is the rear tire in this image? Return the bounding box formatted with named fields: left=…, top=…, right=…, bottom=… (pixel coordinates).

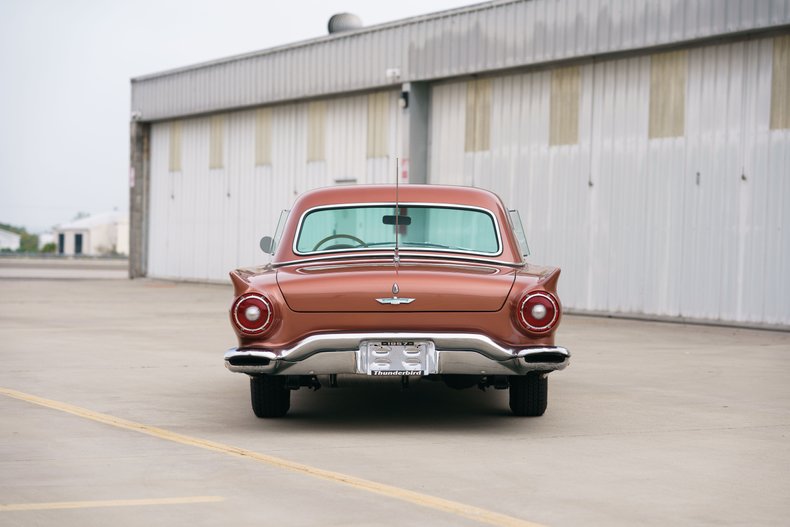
left=509, top=373, right=548, bottom=416
left=250, top=375, right=290, bottom=418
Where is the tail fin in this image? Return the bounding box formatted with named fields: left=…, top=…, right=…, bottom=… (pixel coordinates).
left=229, top=270, right=251, bottom=297
left=538, top=267, right=562, bottom=293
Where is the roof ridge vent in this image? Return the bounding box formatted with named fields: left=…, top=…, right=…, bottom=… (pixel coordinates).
left=328, top=13, right=362, bottom=34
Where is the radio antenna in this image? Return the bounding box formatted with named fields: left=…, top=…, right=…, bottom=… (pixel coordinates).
left=394, top=157, right=400, bottom=269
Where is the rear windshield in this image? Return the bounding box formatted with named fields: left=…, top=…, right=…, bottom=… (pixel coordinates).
left=295, top=205, right=500, bottom=256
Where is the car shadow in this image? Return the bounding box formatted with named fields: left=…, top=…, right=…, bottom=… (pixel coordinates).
left=262, top=378, right=519, bottom=431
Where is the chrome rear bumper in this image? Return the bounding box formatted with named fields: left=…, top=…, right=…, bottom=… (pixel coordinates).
left=224, top=332, right=570, bottom=376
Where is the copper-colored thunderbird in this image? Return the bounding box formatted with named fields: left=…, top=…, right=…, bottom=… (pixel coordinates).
left=225, top=185, right=570, bottom=417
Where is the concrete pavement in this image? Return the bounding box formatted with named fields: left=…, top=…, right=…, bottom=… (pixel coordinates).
left=1, top=266, right=788, bottom=526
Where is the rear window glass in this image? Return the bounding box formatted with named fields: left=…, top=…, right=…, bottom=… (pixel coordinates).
left=295, top=205, right=500, bottom=256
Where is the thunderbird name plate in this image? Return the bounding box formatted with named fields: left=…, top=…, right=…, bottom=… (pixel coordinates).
left=360, top=340, right=436, bottom=376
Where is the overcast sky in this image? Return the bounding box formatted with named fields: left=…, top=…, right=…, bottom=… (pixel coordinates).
left=0, top=0, right=474, bottom=233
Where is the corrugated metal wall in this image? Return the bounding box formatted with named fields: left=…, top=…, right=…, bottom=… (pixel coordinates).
left=429, top=36, right=790, bottom=326
left=148, top=91, right=400, bottom=281
left=132, top=0, right=790, bottom=121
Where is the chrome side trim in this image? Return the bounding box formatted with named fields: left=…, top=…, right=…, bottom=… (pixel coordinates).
left=224, top=333, right=570, bottom=376
left=273, top=252, right=525, bottom=269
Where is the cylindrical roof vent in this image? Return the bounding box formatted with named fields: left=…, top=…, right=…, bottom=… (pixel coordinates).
left=328, top=13, right=362, bottom=34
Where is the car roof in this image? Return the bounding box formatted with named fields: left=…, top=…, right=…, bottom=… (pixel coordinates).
left=291, top=184, right=505, bottom=211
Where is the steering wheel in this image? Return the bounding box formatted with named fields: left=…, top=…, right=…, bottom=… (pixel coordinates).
left=313, top=233, right=367, bottom=251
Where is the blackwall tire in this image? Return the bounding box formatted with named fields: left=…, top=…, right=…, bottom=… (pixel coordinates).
left=509, top=373, right=548, bottom=417
left=250, top=375, right=291, bottom=418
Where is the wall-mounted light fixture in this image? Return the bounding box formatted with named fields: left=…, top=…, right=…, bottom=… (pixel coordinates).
left=399, top=91, right=409, bottom=109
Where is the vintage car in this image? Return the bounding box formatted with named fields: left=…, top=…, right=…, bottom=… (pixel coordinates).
left=224, top=184, right=569, bottom=417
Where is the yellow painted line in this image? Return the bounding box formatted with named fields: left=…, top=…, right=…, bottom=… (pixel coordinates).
left=0, top=387, right=544, bottom=527
left=0, top=496, right=224, bottom=512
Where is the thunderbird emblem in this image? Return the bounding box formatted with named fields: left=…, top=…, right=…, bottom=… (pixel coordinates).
left=376, top=297, right=415, bottom=305
left=376, top=282, right=414, bottom=304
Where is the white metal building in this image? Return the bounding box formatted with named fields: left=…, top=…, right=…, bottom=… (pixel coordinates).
left=130, top=0, right=790, bottom=328
left=55, top=212, right=130, bottom=256
left=0, top=228, right=21, bottom=251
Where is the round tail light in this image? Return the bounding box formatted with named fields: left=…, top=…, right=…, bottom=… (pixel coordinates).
left=232, top=294, right=274, bottom=335
left=518, top=291, right=559, bottom=334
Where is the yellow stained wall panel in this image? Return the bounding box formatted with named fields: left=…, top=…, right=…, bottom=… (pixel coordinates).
left=464, top=79, right=491, bottom=152
left=550, top=66, right=581, bottom=146
left=770, top=35, right=790, bottom=130
left=649, top=50, right=687, bottom=139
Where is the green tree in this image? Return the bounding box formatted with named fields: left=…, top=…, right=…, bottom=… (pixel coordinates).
left=20, top=232, right=39, bottom=252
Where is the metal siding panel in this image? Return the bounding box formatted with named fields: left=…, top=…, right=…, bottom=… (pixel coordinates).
left=490, top=6, right=503, bottom=68
left=427, top=37, right=788, bottom=325
left=747, top=40, right=775, bottom=323
left=608, top=0, right=623, bottom=52
left=569, top=0, right=585, bottom=53
left=394, top=26, right=406, bottom=80
left=367, top=92, right=400, bottom=184
left=523, top=0, right=536, bottom=63
left=423, top=19, right=435, bottom=78
left=375, top=31, right=387, bottom=87
left=736, top=39, right=761, bottom=322
left=327, top=95, right=358, bottom=182
left=726, top=0, right=740, bottom=30
left=770, top=35, right=790, bottom=129
left=148, top=124, right=169, bottom=278
left=502, top=3, right=517, bottom=66
left=366, top=33, right=378, bottom=88
left=774, top=126, right=790, bottom=325
left=534, top=0, right=547, bottom=61
left=126, top=0, right=790, bottom=121
left=462, top=12, right=474, bottom=74
left=595, top=0, right=612, bottom=53
left=740, top=0, right=758, bottom=28
left=232, top=111, right=257, bottom=268
left=430, top=81, right=466, bottom=184
left=711, top=0, right=728, bottom=34
left=451, top=15, right=464, bottom=75
left=632, top=0, right=650, bottom=48
left=773, top=0, right=789, bottom=23
left=618, top=0, right=633, bottom=49
left=511, top=2, right=524, bottom=62
left=715, top=43, right=744, bottom=322
left=683, top=0, right=699, bottom=38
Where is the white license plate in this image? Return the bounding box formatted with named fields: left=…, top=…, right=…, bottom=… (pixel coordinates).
left=362, top=340, right=430, bottom=376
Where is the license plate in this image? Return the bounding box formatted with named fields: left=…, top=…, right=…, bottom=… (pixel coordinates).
left=361, top=340, right=431, bottom=376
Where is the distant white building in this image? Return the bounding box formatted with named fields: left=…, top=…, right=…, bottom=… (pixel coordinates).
left=0, top=228, right=21, bottom=251
left=55, top=212, right=129, bottom=256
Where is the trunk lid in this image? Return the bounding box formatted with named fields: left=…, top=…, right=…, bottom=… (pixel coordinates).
left=276, top=261, right=516, bottom=313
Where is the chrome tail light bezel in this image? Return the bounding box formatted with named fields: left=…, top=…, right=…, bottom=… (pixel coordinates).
left=517, top=291, right=560, bottom=334
left=232, top=293, right=274, bottom=335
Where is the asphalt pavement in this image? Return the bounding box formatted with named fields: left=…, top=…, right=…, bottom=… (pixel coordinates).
left=1, top=260, right=788, bottom=526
